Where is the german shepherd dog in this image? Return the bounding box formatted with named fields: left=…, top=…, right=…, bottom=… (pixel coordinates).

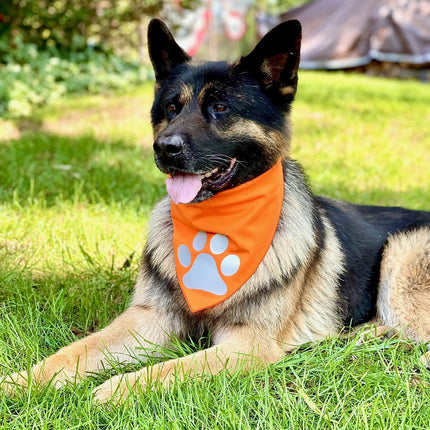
left=3, top=19, right=430, bottom=403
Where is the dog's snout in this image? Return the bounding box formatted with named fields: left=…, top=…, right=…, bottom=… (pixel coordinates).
left=153, top=135, right=184, bottom=158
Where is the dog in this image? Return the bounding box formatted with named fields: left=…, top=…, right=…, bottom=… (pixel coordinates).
left=3, top=18, right=430, bottom=404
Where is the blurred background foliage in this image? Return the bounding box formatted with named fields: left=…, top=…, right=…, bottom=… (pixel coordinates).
left=0, top=0, right=173, bottom=119
left=1, top=0, right=179, bottom=55
left=0, top=0, right=306, bottom=119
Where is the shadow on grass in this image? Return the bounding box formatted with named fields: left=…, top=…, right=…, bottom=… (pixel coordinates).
left=0, top=131, right=165, bottom=208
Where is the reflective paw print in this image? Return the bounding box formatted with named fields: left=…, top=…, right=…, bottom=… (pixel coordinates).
left=178, top=232, right=240, bottom=295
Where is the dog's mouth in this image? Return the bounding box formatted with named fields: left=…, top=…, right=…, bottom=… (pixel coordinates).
left=166, top=158, right=238, bottom=204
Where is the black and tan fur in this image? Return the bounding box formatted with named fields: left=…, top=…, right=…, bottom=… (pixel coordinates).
left=3, top=19, right=430, bottom=403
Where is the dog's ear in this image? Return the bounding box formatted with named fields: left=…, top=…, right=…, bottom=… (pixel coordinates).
left=148, top=19, right=191, bottom=82
left=235, top=20, right=301, bottom=99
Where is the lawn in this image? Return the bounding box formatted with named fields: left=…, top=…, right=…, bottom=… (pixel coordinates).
left=0, top=71, right=430, bottom=429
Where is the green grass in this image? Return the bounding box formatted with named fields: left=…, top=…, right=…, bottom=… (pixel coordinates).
left=294, top=72, right=430, bottom=209
left=1, top=72, right=430, bottom=428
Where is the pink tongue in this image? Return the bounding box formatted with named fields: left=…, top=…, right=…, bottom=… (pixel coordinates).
left=166, top=173, right=203, bottom=204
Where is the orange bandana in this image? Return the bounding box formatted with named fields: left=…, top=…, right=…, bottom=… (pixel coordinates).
left=170, top=160, right=284, bottom=312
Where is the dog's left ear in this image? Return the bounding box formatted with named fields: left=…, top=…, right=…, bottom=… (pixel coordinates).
left=148, top=19, right=191, bottom=82
left=235, top=20, right=301, bottom=99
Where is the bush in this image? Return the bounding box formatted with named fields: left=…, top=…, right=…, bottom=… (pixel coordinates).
left=0, top=37, right=151, bottom=119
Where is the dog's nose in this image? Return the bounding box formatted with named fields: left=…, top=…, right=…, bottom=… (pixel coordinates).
left=153, top=135, right=184, bottom=158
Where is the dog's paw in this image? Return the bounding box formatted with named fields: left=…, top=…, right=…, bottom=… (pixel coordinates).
left=178, top=231, right=240, bottom=295
left=0, top=371, right=29, bottom=396
left=420, top=351, right=430, bottom=369
left=93, top=373, right=140, bottom=404
left=93, top=374, right=128, bottom=404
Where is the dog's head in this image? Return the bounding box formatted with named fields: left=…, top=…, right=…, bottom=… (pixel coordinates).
left=148, top=19, right=301, bottom=203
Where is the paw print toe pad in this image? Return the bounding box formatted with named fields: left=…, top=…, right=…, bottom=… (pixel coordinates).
left=221, top=254, right=240, bottom=276
left=210, top=234, right=228, bottom=254
left=192, top=231, right=207, bottom=251
left=178, top=244, right=191, bottom=267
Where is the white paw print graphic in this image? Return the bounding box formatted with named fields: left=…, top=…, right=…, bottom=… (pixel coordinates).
left=178, top=232, right=240, bottom=295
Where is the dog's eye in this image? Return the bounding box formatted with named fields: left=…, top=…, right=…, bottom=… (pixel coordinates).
left=212, top=103, right=229, bottom=113
left=167, top=103, right=177, bottom=113
left=166, top=102, right=181, bottom=119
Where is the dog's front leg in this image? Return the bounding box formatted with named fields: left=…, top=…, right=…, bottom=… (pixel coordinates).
left=2, top=305, right=175, bottom=394
left=93, top=325, right=283, bottom=403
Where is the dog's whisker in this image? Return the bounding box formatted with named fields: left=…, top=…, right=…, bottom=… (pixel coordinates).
left=206, top=154, right=247, bottom=168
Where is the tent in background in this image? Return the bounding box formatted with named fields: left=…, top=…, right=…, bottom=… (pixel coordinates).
left=281, top=0, right=430, bottom=72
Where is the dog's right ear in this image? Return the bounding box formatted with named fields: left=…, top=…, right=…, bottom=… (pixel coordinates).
left=148, top=19, right=191, bottom=82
